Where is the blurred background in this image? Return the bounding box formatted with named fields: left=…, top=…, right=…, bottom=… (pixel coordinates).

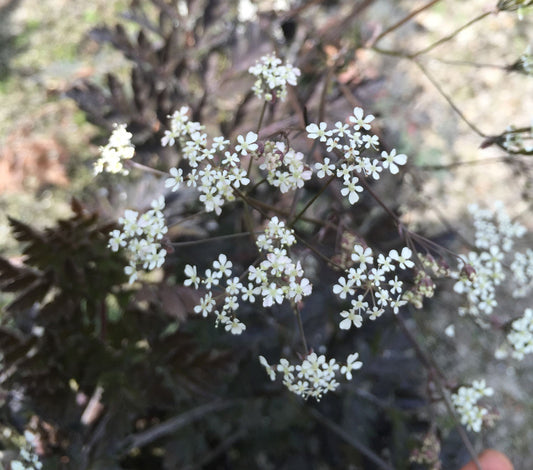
left=0, top=1, right=531, bottom=468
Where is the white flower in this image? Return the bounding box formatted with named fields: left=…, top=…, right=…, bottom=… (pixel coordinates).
left=389, top=247, right=415, bottom=269
left=349, top=107, right=374, bottom=131
left=341, top=176, right=363, bottom=205
left=194, top=292, right=215, bottom=317
left=165, top=167, right=184, bottom=191
left=390, top=296, right=407, bottom=314
left=339, top=308, right=363, bottom=330
left=213, top=254, right=233, bottom=278
left=306, top=122, right=331, bottom=142
left=361, top=134, right=380, bottom=150
left=352, top=245, right=374, bottom=267
left=241, top=283, right=260, bottom=303
left=262, top=283, right=285, bottom=306
left=225, top=317, right=246, bottom=334
left=367, top=306, right=385, bottom=320
left=259, top=355, right=276, bottom=381
left=235, top=132, right=258, bottom=155
left=95, top=123, right=135, bottom=175
left=388, top=275, right=403, bottom=294
left=249, top=54, right=300, bottom=101
left=381, top=148, right=407, bottom=174
left=314, top=157, right=335, bottom=178
left=341, top=353, right=363, bottom=380
left=108, top=229, right=127, bottom=252
left=333, top=276, right=355, bottom=299
left=184, top=264, right=200, bottom=288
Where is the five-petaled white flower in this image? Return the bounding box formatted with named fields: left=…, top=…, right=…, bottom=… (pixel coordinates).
left=236, top=132, right=258, bottom=155
left=381, top=148, right=407, bottom=174
left=306, top=122, right=331, bottom=142
left=349, top=107, right=374, bottom=131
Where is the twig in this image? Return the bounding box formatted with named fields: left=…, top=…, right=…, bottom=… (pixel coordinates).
left=308, top=407, right=395, bottom=470
left=292, top=303, right=309, bottom=354
left=395, top=314, right=482, bottom=470
left=418, top=155, right=513, bottom=170
left=171, top=231, right=260, bottom=247
left=413, top=60, right=486, bottom=137
left=124, top=159, right=168, bottom=176
left=371, top=0, right=443, bottom=46
left=429, top=57, right=510, bottom=70
left=289, top=175, right=336, bottom=228
left=183, top=428, right=249, bottom=470
left=410, top=11, right=493, bottom=58
left=118, top=400, right=240, bottom=455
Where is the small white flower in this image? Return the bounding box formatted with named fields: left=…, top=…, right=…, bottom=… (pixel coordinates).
left=341, top=177, right=363, bottom=205
left=184, top=264, right=200, bottom=288
left=225, top=317, right=246, bottom=334
left=389, top=247, right=415, bottom=270
left=349, top=107, right=374, bottom=131
left=306, top=122, right=331, bottom=142
left=259, top=355, right=276, bottom=381
left=339, top=309, right=363, bottom=330
left=314, top=157, right=335, bottom=178
left=213, top=254, right=233, bottom=278
left=341, top=353, right=363, bottom=380
left=381, top=148, right=407, bottom=174
left=333, top=276, right=355, bottom=299
left=194, top=292, right=215, bottom=317
left=352, top=245, right=374, bottom=267
left=235, top=131, right=258, bottom=155
left=165, top=167, right=184, bottom=191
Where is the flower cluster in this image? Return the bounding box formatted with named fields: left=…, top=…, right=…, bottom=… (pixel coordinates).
left=307, top=107, right=407, bottom=205
left=452, top=202, right=527, bottom=316
left=507, top=308, right=533, bottom=360
left=259, top=352, right=362, bottom=400
left=451, top=379, right=494, bottom=432
left=253, top=217, right=312, bottom=306
left=94, top=123, right=135, bottom=175
left=248, top=53, right=301, bottom=102
left=161, top=107, right=251, bottom=215
left=10, top=431, right=42, bottom=470
left=185, top=217, right=312, bottom=336
left=409, top=431, right=441, bottom=470
left=333, top=244, right=411, bottom=328
left=510, top=247, right=533, bottom=297
left=185, top=253, right=247, bottom=334
left=108, top=196, right=168, bottom=284
left=259, top=141, right=312, bottom=193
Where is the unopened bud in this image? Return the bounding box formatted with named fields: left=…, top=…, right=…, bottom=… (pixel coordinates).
left=460, top=264, right=476, bottom=281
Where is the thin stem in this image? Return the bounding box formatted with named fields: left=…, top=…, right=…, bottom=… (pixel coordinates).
left=395, top=314, right=482, bottom=470
left=430, top=56, right=509, bottom=70
left=294, top=233, right=344, bottom=271
left=289, top=175, right=336, bottom=228
left=292, top=303, right=309, bottom=355
left=418, top=155, right=513, bottom=170
left=257, top=100, right=268, bottom=135
left=234, top=188, right=339, bottom=231
left=371, top=0, right=443, bottom=46
left=308, top=408, right=395, bottom=470
left=124, top=159, right=168, bottom=176
left=410, top=11, right=493, bottom=58
left=118, top=400, right=240, bottom=455
left=171, top=231, right=260, bottom=247
left=413, top=60, right=486, bottom=137
left=242, top=200, right=257, bottom=245
left=357, top=177, right=401, bottom=225
left=246, top=101, right=268, bottom=178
